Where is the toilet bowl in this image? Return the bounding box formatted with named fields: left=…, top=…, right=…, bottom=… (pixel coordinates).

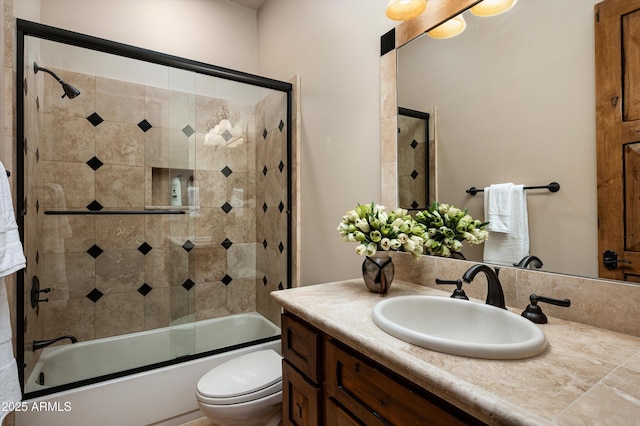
left=195, top=349, right=283, bottom=426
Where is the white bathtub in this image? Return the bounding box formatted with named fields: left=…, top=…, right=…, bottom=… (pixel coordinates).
left=16, top=312, right=281, bottom=426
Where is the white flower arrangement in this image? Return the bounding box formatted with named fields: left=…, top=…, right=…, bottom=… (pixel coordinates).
left=337, top=202, right=425, bottom=259
left=415, top=201, right=489, bottom=257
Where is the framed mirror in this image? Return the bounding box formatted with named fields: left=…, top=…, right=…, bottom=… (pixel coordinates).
left=382, top=0, right=603, bottom=278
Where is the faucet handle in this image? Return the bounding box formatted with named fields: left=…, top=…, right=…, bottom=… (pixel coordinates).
left=435, top=278, right=469, bottom=300
left=521, top=294, right=571, bottom=324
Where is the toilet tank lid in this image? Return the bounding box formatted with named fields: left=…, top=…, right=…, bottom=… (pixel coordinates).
left=197, top=349, right=282, bottom=398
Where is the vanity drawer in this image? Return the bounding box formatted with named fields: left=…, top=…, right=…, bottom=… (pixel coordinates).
left=282, top=312, right=322, bottom=383
left=325, top=339, right=482, bottom=426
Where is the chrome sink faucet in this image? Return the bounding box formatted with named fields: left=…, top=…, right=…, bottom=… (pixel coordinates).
left=462, top=264, right=506, bottom=309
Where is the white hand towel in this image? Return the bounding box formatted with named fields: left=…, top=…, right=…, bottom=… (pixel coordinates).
left=483, top=183, right=529, bottom=266
left=0, top=161, right=25, bottom=419
left=0, top=161, right=26, bottom=276
left=0, top=283, right=21, bottom=422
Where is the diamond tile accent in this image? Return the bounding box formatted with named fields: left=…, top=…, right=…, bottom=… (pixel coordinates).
left=279, top=201, right=285, bottom=213
left=86, top=288, right=104, bottom=303
left=221, top=130, right=233, bottom=141
left=86, top=156, right=104, bottom=171
left=263, top=166, right=268, bottom=176
left=36, top=251, right=39, bottom=264
left=35, top=96, right=39, bottom=110
left=263, top=239, right=268, bottom=249
left=279, top=161, right=285, bottom=173
left=262, top=202, right=268, bottom=213
left=411, top=200, right=419, bottom=209
left=262, top=128, right=268, bottom=139
left=35, top=147, right=39, bottom=161
left=182, top=279, right=195, bottom=291
left=279, top=242, right=285, bottom=253
left=221, top=275, right=233, bottom=286
left=411, top=139, right=418, bottom=149
left=221, top=166, right=232, bottom=177
left=86, top=200, right=103, bottom=211
left=138, top=242, right=152, bottom=255
left=279, top=120, right=285, bottom=131
left=262, top=276, right=268, bottom=286
left=87, top=245, right=104, bottom=258
left=87, top=112, right=104, bottom=127
left=221, top=202, right=233, bottom=214
left=137, top=283, right=152, bottom=296
left=182, top=124, right=195, bottom=137
left=182, top=240, right=195, bottom=252
left=278, top=283, right=284, bottom=290
left=411, top=170, right=419, bottom=180
left=138, top=119, right=152, bottom=132
left=36, top=200, right=39, bottom=213
left=221, top=239, right=233, bottom=250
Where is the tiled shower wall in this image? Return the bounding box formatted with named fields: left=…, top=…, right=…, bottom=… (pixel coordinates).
left=22, top=63, right=288, bottom=375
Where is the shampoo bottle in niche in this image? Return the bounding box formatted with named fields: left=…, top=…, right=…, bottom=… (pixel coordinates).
left=171, top=175, right=182, bottom=206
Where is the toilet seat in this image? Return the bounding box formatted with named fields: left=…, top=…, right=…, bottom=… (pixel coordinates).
left=196, top=349, right=282, bottom=405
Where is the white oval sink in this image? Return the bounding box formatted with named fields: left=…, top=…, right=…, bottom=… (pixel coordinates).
left=372, top=295, right=547, bottom=359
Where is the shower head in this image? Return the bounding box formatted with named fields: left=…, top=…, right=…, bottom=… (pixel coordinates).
left=33, top=62, right=81, bottom=99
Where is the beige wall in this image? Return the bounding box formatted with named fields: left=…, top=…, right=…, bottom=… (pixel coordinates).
left=258, top=0, right=393, bottom=285
left=15, top=0, right=258, bottom=74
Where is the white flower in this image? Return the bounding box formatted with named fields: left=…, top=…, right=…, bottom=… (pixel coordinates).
left=397, top=233, right=409, bottom=244
left=356, top=218, right=371, bottom=233
left=355, top=244, right=367, bottom=256
left=380, top=238, right=391, bottom=250
left=366, top=242, right=377, bottom=256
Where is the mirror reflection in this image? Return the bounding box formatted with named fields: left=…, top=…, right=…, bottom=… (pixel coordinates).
left=397, top=107, right=433, bottom=210
left=397, top=0, right=600, bottom=278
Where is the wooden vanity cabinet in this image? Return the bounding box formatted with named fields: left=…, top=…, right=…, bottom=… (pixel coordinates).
left=282, top=313, right=323, bottom=425
left=281, top=312, right=484, bottom=426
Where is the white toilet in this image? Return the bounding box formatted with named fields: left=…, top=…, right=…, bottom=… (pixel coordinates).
left=195, top=349, right=283, bottom=426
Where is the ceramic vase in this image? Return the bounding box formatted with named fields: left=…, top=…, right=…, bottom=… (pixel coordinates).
left=362, top=251, right=394, bottom=296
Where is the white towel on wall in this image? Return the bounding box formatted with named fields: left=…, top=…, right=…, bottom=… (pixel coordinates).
left=0, top=283, right=21, bottom=423
left=483, top=183, right=529, bottom=266
left=0, top=161, right=25, bottom=419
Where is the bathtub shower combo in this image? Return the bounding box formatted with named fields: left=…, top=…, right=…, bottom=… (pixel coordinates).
left=14, top=20, right=292, bottom=424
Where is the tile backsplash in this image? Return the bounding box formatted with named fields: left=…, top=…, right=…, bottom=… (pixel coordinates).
left=392, top=252, right=640, bottom=337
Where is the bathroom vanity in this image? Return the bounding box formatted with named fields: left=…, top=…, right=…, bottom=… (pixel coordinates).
left=272, top=279, right=640, bottom=425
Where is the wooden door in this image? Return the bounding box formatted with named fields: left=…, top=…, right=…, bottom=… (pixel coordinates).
left=596, top=0, right=640, bottom=280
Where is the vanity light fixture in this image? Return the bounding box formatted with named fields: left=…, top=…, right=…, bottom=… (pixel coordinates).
left=427, top=14, right=466, bottom=39
left=470, top=0, right=518, bottom=17
left=385, top=0, right=427, bottom=21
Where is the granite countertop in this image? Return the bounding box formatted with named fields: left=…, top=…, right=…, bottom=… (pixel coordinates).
left=271, top=279, right=640, bottom=425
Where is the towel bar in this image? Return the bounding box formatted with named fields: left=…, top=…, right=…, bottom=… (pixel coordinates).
left=466, top=182, right=560, bottom=196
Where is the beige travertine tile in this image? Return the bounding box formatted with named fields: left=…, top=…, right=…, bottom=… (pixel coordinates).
left=145, top=247, right=172, bottom=288
left=144, top=287, right=171, bottom=330
left=95, top=291, right=145, bottom=338
left=95, top=164, right=145, bottom=208
left=95, top=121, right=145, bottom=166
left=192, top=245, right=227, bottom=283
left=40, top=297, right=96, bottom=342
left=195, top=281, right=228, bottom=321
left=42, top=113, right=96, bottom=162
left=227, top=277, right=257, bottom=314
left=42, top=160, right=95, bottom=209
left=145, top=85, right=170, bottom=129
left=556, top=367, right=640, bottom=425
left=95, top=249, right=144, bottom=293
left=95, top=215, right=145, bottom=250
left=96, top=77, right=145, bottom=125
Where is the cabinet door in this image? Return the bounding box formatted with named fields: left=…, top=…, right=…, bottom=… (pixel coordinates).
left=325, top=340, right=482, bottom=426
left=282, top=360, right=321, bottom=426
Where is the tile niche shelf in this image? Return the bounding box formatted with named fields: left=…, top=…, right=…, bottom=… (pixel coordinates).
left=147, top=167, right=198, bottom=211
